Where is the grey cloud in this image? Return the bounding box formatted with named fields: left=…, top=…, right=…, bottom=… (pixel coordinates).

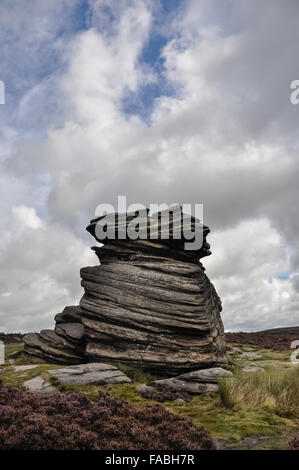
left=0, top=0, right=298, bottom=332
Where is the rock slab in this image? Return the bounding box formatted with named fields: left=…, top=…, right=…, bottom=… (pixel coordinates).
left=241, top=352, right=262, bottom=360
left=48, top=363, right=131, bottom=386
left=242, top=366, right=264, bottom=372
left=138, top=367, right=232, bottom=395
left=23, top=316, right=86, bottom=365
left=23, top=376, right=56, bottom=394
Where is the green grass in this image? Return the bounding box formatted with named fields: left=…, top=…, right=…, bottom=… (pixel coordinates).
left=1, top=342, right=298, bottom=447
left=166, top=393, right=294, bottom=442
left=219, top=367, right=299, bottom=418
left=4, top=342, right=25, bottom=360
left=109, top=383, right=151, bottom=405
left=116, top=365, right=160, bottom=383
left=0, top=363, right=63, bottom=389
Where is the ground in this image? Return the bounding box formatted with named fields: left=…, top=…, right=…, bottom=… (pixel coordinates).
left=1, top=341, right=298, bottom=450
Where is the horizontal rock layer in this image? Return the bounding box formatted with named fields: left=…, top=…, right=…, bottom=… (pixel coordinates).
left=48, top=363, right=131, bottom=386
left=138, top=367, right=233, bottom=395
left=87, top=205, right=212, bottom=261
left=24, top=208, right=227, bottom=374
left=23, top=312, right=86, bottom=364
left=80, top=238, right=226, bottom=374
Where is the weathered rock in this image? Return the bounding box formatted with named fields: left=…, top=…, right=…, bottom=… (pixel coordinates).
left=152, top=377, right=218, bottom=394
left=48, top=363, right=131, bottom=386
left=142, top=367, right=232, bottom=395
left=241, top=352, right=262, bottom=360
left=54, top=322, right=85, bottom=342
left=24, top=206, right=227, bottom=374
left=242, top=366, right=264, bottom=372
left=55, top=306, right=82, bottom=324
left=227, top=346, right=242, bottom=354
left=272, top=364, right=292, bottom=370
left=175, top=367, right=233, bottom=383
left=23, top=375, right=56, bottom=393
left=81, top=207, right=227, bottom=374
left=174, top=398, right=186, bottom=405
left=13, top=365, right=38, bottom=371
left=23, top=326, right=85, bottom=365
left=136, top=384, right=156, bottom=394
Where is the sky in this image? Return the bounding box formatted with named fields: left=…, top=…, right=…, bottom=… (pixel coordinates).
left=0, top=0, right=298, bottom=333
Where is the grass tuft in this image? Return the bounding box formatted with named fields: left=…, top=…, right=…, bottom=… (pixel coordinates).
left=219, top=367, right=299, bottom=417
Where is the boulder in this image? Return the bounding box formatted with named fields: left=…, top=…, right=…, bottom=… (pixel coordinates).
left=47, top=363, right=131, bottom=386
left=151, top=378, right=218, bottom=394
left=13, top=365, right=38, bottom=371
left=175, top=367, right=233, bottom=383
left=138, top=367, right=232, bottom=395
left=23, top=326, right=85, bottom=365
left=23, top=375, right=56, bottom=394
left=55, top=306, right=82, bottom=324
left=241, top=352, right=262, bottom=360
left=242, top=366, right=264, bottom=372
left=136, top=384, right=156, bottom=394
left=54, top=322, right=85, bottom=342
left=24, top=206, right=227, bottom=374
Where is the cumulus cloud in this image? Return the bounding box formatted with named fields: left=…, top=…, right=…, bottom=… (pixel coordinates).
left=0, top=205, right=94, bottom=332
left=204, top=219, right=299, bottom=330
left=0, top=0, right=298, bottom=331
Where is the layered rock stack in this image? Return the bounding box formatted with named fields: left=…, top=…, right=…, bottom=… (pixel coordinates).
left=24, top=206, right=227, bottom=374
left=23, top=306, right=85, bottom=364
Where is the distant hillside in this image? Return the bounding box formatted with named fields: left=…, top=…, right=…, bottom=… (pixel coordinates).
left=225, top=327, right=299, bottom=350
left=257, top=326, right=299, bottom=335
left=0, top=333, right=25, bottom=344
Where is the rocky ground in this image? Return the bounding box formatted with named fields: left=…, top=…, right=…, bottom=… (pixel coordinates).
left=0, top=339, right=298, bottom=450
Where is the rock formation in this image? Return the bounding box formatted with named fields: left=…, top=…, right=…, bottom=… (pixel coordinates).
left=23, top=306, right=85, bottom=364
left=47, top=363, right=131, bottom=386
left=137, top=367, right=232, bottom=395
left=24, top=206, right=227, bottom=374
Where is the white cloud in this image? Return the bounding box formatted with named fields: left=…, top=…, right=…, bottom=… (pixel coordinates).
left=204, top=219, right=299, bottom=330
left=0, top=205, right=95, bottom=332
left=0, top=0, right=298, bottom=332
left=12, top=206, right=45, bottom=231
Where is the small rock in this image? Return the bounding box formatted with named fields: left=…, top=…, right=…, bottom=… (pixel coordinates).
left=152, top=368, right=232, bottom=395
left=173, top=398, right=186, bottom=405
left=241, top=352, right=262, bottom=360
left=272, top=365, right=292, bottom=370
left=48, top=363, right=131, bottom=386
left=55, top=305, right=82, bottom=324
left=153, top=378, right=218, bottom=394
left=14, top=365, right=38, bottom=372
left=242, top=366, right=264, bottom=372
left=8, top=359, right=15, bottom=365
left=177, top=367, right=233, bottom=384
left=228, top=346, right=242, bottom=354
left=137, top=384, right=156, bottom=394
left=23, top=375, right=56, bottom=393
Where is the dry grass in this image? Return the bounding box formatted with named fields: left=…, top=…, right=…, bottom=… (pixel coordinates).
left=219, top=367, right=299, bottom=417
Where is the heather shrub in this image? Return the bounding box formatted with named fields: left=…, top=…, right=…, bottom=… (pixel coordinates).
left=139, top=384, right=192, bottom=403
left=290, top=434, right=299, bottom=450
left=0, top=332, right=25, bottom=344
left=0, top=386, right=215, bottom=450
left=225, top=331, right=299, bottom=351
